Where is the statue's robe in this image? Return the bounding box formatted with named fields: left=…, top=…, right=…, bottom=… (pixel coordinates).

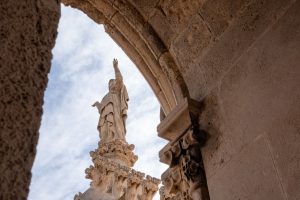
left=98, top=81, right=128, bottom=142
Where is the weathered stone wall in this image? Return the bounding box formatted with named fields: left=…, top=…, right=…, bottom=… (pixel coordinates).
left=121, top=0, right=300, bottom=199
left=127, top=0, right=300, bottom=199
left=0, top=0, right=60, bottom=199
left=1, top=0, right=299, bottom=199
left=195, top=1, right=300, bottom=199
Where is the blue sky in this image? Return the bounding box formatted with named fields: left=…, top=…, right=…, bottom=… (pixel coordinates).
left=28, top=5, right=168, bottom=200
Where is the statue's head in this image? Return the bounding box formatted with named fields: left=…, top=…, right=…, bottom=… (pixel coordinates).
left=109, top=79, right=115, bottom=91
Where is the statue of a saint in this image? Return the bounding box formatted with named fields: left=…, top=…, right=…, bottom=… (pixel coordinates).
left=92, top=59, right=129, bottom=143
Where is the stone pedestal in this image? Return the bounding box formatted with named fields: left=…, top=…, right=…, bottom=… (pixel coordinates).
left=74, top=140, right=160, bottom=200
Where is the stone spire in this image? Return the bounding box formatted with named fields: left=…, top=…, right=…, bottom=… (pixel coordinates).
left=74, top=59, right=160, bottom=200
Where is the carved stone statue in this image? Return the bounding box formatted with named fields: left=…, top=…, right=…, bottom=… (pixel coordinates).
left=73, top=59, right=159, bottom=200
left=92, top=59, right=129, bottom=143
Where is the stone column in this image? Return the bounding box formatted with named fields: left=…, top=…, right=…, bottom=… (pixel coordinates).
left=158, top=98, right=210, bottom=200
left=0, top=1, right=60, bottom=199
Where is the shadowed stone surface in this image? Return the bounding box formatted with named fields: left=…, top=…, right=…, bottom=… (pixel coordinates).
left=0, top=0, right=60, bottom=199
left=207, top=135, right=286, bottom=200
left=200, top=1, right=300, bottom=199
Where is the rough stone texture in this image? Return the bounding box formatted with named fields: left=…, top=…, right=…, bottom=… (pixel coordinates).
left=0, top=0, right=60, bottom=199
left=208, top=135, right=287, bottom=200
left=183, top=0, right=296, bottom=100
left=200, top=1, right=300, bottom=199
left=150, top=0, right=205, bottom=48
left=170, top=14, right=213, bottom=72
left=199, top=0, right=252, bottom=38
left=127, top=0, right=159, bottom=21
left=1, top=0, right=300, bottom=199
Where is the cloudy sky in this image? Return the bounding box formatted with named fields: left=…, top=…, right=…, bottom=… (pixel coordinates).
left=28, top=5, right=168, bottom=200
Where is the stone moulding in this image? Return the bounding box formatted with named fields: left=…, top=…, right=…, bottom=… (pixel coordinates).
left=158, top=98, right=210, bottom=200
left=157, top=98, right=203, bottom=141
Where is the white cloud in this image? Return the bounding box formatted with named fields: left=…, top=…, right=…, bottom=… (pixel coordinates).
left=29, top=5, right=167, bottom=200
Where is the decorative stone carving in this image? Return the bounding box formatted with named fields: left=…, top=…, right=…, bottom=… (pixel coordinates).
left=158, top=98, right=210, bottom=200
left=74, top=59, right=159, bottom=200
left=91, top=139, right=138, bottom=167
left=138, top=175, right=161, bottom=200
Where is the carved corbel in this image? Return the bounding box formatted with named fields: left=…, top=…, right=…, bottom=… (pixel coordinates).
left=159, top=186, right=175, bottom=200
left=125, top=170, right=145, bottom=200
left=111, top=164, right=130, bottom=198
left=137, top=175, right=160, bottom=200
left=161, top=166, right=191, bottom=200
left=158, top=98, right=209, bottom=200
left=161, top=167, right=182, bottom=195
left=112, top=173, right=127, bottom=198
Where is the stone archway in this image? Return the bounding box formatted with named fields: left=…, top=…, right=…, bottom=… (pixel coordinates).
left=57, top=2, right=212, bottom=198
left=62, top=0, right=190, bottom=115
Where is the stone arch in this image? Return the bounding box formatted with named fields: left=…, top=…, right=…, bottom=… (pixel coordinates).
left=1, top=0, right=299, bottom=199
left=62, top=0, right=190, bottom=115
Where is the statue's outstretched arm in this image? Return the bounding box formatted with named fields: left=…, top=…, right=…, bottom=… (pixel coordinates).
left=113, top=58, right=123, bottom=89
